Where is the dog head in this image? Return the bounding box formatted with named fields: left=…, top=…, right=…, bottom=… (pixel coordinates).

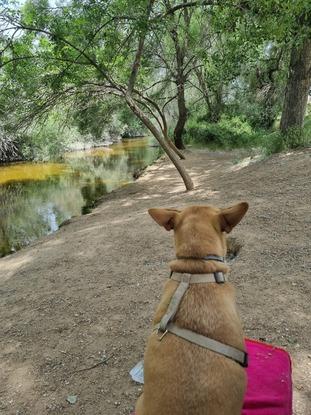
left=148, top=203, right=248, bottom=258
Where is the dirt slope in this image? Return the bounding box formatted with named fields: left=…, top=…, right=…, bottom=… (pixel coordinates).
left=0, top=149, right=310, bottom=415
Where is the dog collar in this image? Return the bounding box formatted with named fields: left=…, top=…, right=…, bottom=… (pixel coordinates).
left=177, top=254, right=225, bottom=263
left=171, top=254, right=226, bottom=284
left=171, top=272, right=226, bottom=284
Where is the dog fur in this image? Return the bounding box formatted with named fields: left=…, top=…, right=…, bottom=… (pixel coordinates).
left=135, top=203, right=249, bottom=415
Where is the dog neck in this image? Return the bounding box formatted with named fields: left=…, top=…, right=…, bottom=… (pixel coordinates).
left=169, top=256, right=229, bottom=274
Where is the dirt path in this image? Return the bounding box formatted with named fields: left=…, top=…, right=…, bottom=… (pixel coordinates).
left=0, top=149, right=310, bottom=415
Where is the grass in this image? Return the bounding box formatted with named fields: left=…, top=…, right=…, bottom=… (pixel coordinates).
left=185, top=113, right=311, bottom=157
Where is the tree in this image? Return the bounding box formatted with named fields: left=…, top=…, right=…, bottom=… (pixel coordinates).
left=280, top=37, right=311, bottom=134
left=191, top=0, right=311, bottom=134
left=163, top=0, right=194, bottom=149
left=0, top=0, right=194, bottom=189
left=0, top=128, right=18, bottom=162
left=233, top=0, right=311, bottom=134
left=1, top=0, right=310, bottom=172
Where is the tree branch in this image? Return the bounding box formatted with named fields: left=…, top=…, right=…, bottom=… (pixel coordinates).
left=2, top=14, right=116, bottom=87
left=162, top=93, right=178, bottom=112
left=141, top=78, right=170, bottom=93
left=132, top=96, right=164, bottom=133
left=127, top=0, right=155, bottom=95
left=155, top=0, right=217, bottom=19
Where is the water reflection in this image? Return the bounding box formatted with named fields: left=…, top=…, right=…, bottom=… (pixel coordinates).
left=0, top=138, right=160, bottom=257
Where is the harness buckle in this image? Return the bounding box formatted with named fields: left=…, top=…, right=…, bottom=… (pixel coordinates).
left=214, top=272, right=225, bottom=284
left=157, top=329, right=168, bottom=341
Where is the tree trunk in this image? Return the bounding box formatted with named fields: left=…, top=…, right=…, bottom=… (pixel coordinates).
left=168, top=4, right=190, bottom=151
left=125, top=1, right=192, bottom=188
left=174, top=80, right=187, bottom=149
left=194, top=67, right=221, bottom=122
left=158, top=109, right=186, bottom=159
left=280, top=38, right=311, bottom=133
left=195, top=68, right=209, bottom=102
left=126, top=96, right=194, bottom=190
left=165, top=133, right=186, bottom=159
left=210, top=85, right=223, bottom=123
left=261, top=85, right=277, bottom=129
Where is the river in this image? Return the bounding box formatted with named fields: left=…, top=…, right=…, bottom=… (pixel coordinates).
left=0, top=138, right=160, bottom=257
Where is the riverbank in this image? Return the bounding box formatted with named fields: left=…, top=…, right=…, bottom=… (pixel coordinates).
left=0, top=148, right=310, bottom=415
left=0, top=138, right=159, bottom=258
left=0, top=135, right=148, bottom=165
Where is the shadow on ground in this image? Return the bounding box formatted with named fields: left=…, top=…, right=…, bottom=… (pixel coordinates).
left=0, top=149, right=310, bottom=414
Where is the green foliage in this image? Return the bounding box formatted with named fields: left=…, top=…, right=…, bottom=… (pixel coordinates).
left=256, top=131, right=285, bottom=155
left=252, top=127, right=309, bottom=156
left=185, top=115, right=255, bottom=149
left=186, top=112, right=311, bottom=156
left=72, top=97, right=124, bottom=140
left=118, top=106, right=144, bottom=137
left=19, top=114, right=82, bottom=161
left=303, top=112, right=311, bottom=138
left=221, top=40, right=289, bottom=130
left=0, top=128, right=18, bottom=162
left=1, top=0, right=310, bottom=162
left=283, top=123, right=311, bottom=149
left=258, top=114, right=311, bottom=154
left=0, top=0, right=162, bottom=161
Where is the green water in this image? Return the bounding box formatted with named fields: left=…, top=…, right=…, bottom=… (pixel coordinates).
left=0, top=138, right=160, bottom=257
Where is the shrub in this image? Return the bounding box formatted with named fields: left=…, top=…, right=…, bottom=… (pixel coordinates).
left=257, top=131, right=285, bottom=155
left=0, top=129, right=19, bottom=162
left=283, top=128, right=308, bottom=149
left=186, top=113, right=311, bottom=155
left=17, top=114, right=83, bottom=161
left=185, top=115, right=255, bottom=149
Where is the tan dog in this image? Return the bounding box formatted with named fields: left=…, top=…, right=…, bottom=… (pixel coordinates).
left=135, top=202, right=249, bottom=415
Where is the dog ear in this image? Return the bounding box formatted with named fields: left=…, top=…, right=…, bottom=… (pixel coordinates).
left=148, top=208, right=180, bottom=231
left=220, top=202, right=249, bottom=233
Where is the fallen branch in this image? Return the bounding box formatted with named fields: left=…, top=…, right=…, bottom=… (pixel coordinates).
left=69, top=354, right=114, bottom=375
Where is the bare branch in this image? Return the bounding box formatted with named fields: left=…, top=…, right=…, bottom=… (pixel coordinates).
left=155, top=0, right=217, bottom=19
left=141, top=78, right=170, bottom=93
left=162, top=93, right=178, bottom=112
left=0, top=28, right=19, bottom=55
left=184, top=63, right=203, bottom=78
left=183, top=55, right=196, bottom=72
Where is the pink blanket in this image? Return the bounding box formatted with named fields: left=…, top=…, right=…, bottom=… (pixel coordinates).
left=243, top=339, right=292, bottom=415
left=132, top=339, right=292, bottom=415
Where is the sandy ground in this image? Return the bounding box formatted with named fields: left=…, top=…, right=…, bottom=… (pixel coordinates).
left=0, top=148, right=310, bottom=415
